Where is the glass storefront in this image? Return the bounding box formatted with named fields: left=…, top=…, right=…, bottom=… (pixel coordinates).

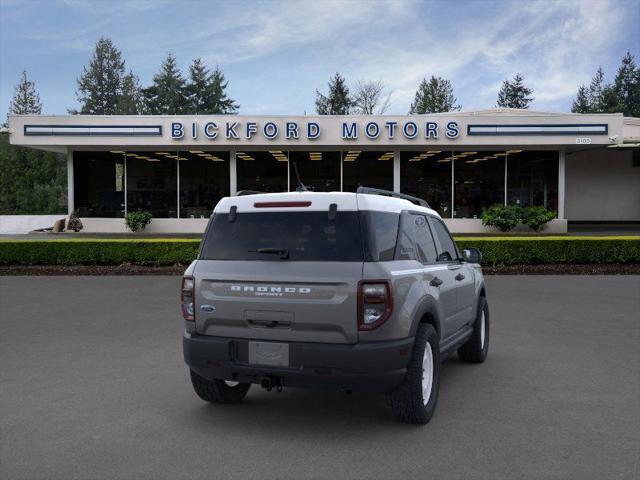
left=453, top=151, right=505, bottom=218
left=73, top=151, right=125, bottom=217
left=236, top=150, right=288, bottom=193
left=178, top=151, right=229, bottom=218
left=126, top=152, right=177, bottom=218
left=288, top=151, right=340, bottom=192
left=73, top=148, right=560, bottom=220
left=343, top=150, right=394, bottom=192
left=401, top=150, right=452, bottom=217
left=507, top=150, right=558, bottom=212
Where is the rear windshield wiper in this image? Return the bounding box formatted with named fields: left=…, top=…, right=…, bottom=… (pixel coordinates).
left=248, top=247, right=290, bottom=260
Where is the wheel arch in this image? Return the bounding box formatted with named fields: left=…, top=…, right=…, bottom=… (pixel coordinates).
left=409, top=296, right=442, bottom=339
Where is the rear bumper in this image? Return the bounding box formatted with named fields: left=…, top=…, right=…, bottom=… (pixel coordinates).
left=183, top=333, right=414, bottom=393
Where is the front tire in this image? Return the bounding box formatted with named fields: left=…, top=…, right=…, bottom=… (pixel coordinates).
left=189, top=370, right=251, bottom=404
left=458, top=296, right=489, bottom=363
left=386, top=323, right=440, bottom=424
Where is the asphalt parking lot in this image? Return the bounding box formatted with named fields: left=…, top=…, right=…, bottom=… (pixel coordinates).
left=1, top=275, right=638, bottom=480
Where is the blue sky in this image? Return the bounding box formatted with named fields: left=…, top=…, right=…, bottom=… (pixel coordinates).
left=1, top=0, right=638, bottom=117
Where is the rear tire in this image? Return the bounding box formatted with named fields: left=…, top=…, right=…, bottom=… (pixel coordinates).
left=458, top=296, right=489, bottom=363
left=386, top=323, right=440, bottom=424
left=189, top=370, right=251, bottom=404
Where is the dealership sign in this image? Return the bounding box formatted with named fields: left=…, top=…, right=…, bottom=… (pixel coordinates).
left=170, top=120, right=461, bottom=141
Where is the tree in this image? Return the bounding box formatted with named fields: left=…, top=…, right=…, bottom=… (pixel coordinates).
left=143, top=53, right=188, bottom=114
left=587, top=67, right=608, bottom=112
left=613, top=51, right=640, bottom=117
left=315, top=73, right=353, bottom=115
left=8, top=70, right=42, bottom=117
left=75, top=37, right=126, bottom=114
left=571, top=85, right=591, bottom=113
left=409, top=76, right=460, bottom=114
left=353, top=80, right=391, bottom=114
left=496, top=74, right=534, bottom=109
left=1, top=71, right=66, bottom=215
left=185, top=59, right=239, bottom=114
left=115, top=71, right=144, bottom=115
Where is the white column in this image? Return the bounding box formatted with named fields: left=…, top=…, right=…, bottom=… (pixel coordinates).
left=66, top=149, right=74, bottom=215
left=124, top=155, right=127, bottom=216
left=558, top=149, right=566, bottom=219
left=504, top=154, right=508, bottom=206
left=340, top=151, right=344, bottom=192
left=393, top=150, right=400, bottom=192
left=176, top=159, right=180, bottom=219
left=229, top=150, right=237, bottom=195
left=450, top=154, right=455, bottom=218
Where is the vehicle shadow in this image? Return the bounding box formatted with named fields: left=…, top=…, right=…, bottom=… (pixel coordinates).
left=181, top=356, right=483, bottom=436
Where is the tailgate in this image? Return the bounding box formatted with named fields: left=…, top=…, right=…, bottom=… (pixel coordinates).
left=194, top=260, right=362, bottom=344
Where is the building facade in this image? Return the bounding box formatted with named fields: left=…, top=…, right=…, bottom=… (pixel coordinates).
left=8, top=109, right=640, bottom=233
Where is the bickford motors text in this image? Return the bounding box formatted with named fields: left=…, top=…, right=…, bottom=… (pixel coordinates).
left=171, top=120, right=460, bottom=141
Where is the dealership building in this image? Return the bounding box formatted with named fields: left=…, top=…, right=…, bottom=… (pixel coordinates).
left=8, top=109, right=640, bottom=233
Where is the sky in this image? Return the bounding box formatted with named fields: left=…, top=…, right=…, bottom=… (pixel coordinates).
left=0, top=0, right=638, bottom=117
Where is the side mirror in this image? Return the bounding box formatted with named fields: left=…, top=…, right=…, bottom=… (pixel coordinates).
left=462, top=247, right=482, bottom=264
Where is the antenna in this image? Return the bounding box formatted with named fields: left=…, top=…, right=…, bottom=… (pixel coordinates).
left=292, top=162, right=309, bottom=192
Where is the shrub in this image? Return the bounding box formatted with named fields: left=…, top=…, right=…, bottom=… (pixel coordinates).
left=521, top=206, right=556, bottom=232
left=67, top=210, right=83, bottom=232
left=481, top=205, right=520, bottom=232
left=125, top=211, right=153, bottom=232
left=0, top=237, right=638, bottom=267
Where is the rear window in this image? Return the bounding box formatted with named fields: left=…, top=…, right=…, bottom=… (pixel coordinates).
left=200, top=211, right=364, bottom=261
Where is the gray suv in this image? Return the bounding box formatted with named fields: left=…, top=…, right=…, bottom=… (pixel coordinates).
left=182, top=187, right=489, bottom=424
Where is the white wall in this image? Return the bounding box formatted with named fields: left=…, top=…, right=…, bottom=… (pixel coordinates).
left=565, top=149, right=640, bottom=221
left=0, top=215, right=66, bottom=234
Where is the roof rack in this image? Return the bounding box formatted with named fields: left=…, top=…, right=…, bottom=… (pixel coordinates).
left=235, top=190, right=262, bottom=196
left=356, top=186, right=431, bottom=209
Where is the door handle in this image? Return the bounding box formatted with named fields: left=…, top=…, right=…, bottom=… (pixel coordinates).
left=430, top=277, right=443, bottom=287
left=455, top=273, right=465, bottom=281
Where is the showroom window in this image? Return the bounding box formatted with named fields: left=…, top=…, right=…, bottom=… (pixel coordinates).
left=342, top=150, right=394, bottom=192
left=126, top=152, right=177, bottom=218
left=507, top=150, right=558, bottom=213
left=73, top=151, right=125, bottom=218
left=401, top=151, right=453, bottom=217
left=453, top=151, right=505, bottom=218
left=178, top=151, right=230, bottom=218
left=288, top=151, right=341, bottom=192
left=236, top=150, right=288, bottom=193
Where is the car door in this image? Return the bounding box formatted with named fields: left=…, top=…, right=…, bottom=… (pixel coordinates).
left=428, top=216, right=475, bottom=336
left=398, top=212, right=459, bottom=340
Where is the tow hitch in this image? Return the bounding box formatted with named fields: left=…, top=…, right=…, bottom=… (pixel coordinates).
left=260, top=376, right=283, bottom=392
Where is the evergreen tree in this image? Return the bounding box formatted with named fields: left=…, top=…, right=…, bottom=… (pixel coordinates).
left=207, top=65, right=239, bottom=114
left=571, top=85, right=591, bottom=113
left=315, top=73, right=353, bottom=115
left=587, top=67, right=607, bottom=112
left=496, top=73, right=534, bottom=109
left=143, top=53, right=188, bottom=114
left=613, top=51, right=640, bottom=117
left=1, top=72, right=66, bottom=214
left=8, top=70, right=42, bottom=116
left=116, top=71, right=144, bottom=115
left=185, top=59, right=239, bottom=114
left=75, top=37, right=126, bottom=114
left=409, top=76, right=460, bottom=114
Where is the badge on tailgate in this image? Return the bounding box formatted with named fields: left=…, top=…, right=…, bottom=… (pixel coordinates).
left=248, top=341, right=290, bottom=367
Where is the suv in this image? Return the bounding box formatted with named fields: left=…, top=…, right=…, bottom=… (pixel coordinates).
left=182, top=188, right=489, bottom=424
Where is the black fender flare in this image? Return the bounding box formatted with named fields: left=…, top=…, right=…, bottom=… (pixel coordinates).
left=408, top=295, right=443, bottom=339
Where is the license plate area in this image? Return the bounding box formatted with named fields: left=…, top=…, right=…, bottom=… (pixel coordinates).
left=248, top=341, right=290, bottom=367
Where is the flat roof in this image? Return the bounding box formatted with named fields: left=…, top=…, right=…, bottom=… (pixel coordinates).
left=7, top=110, right=634, bottom=153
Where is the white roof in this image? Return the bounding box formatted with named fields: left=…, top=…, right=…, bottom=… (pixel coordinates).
left=214, top=191, right=440, bottom=217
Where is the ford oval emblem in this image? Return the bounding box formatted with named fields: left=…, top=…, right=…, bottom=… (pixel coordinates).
left=200, top=304, right=216, bottom=313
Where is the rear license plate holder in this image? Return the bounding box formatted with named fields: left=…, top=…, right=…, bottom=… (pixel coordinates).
left=248, top=341, right=290, bottom=367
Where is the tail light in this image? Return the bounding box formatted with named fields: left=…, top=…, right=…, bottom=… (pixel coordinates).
left=181, top=276, right=195, bottom=321
left=358, top=280, right=393, bottom=331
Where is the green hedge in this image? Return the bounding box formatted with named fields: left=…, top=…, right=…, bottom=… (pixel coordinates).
left=0, top=237, right=638, bottom=266
left=456, top=237, right=640, bottom=266
left=0, top=239, right=201, bottom=266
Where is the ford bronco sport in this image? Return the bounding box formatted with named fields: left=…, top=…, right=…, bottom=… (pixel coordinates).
left=182, top=187, right=489, bottom=424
